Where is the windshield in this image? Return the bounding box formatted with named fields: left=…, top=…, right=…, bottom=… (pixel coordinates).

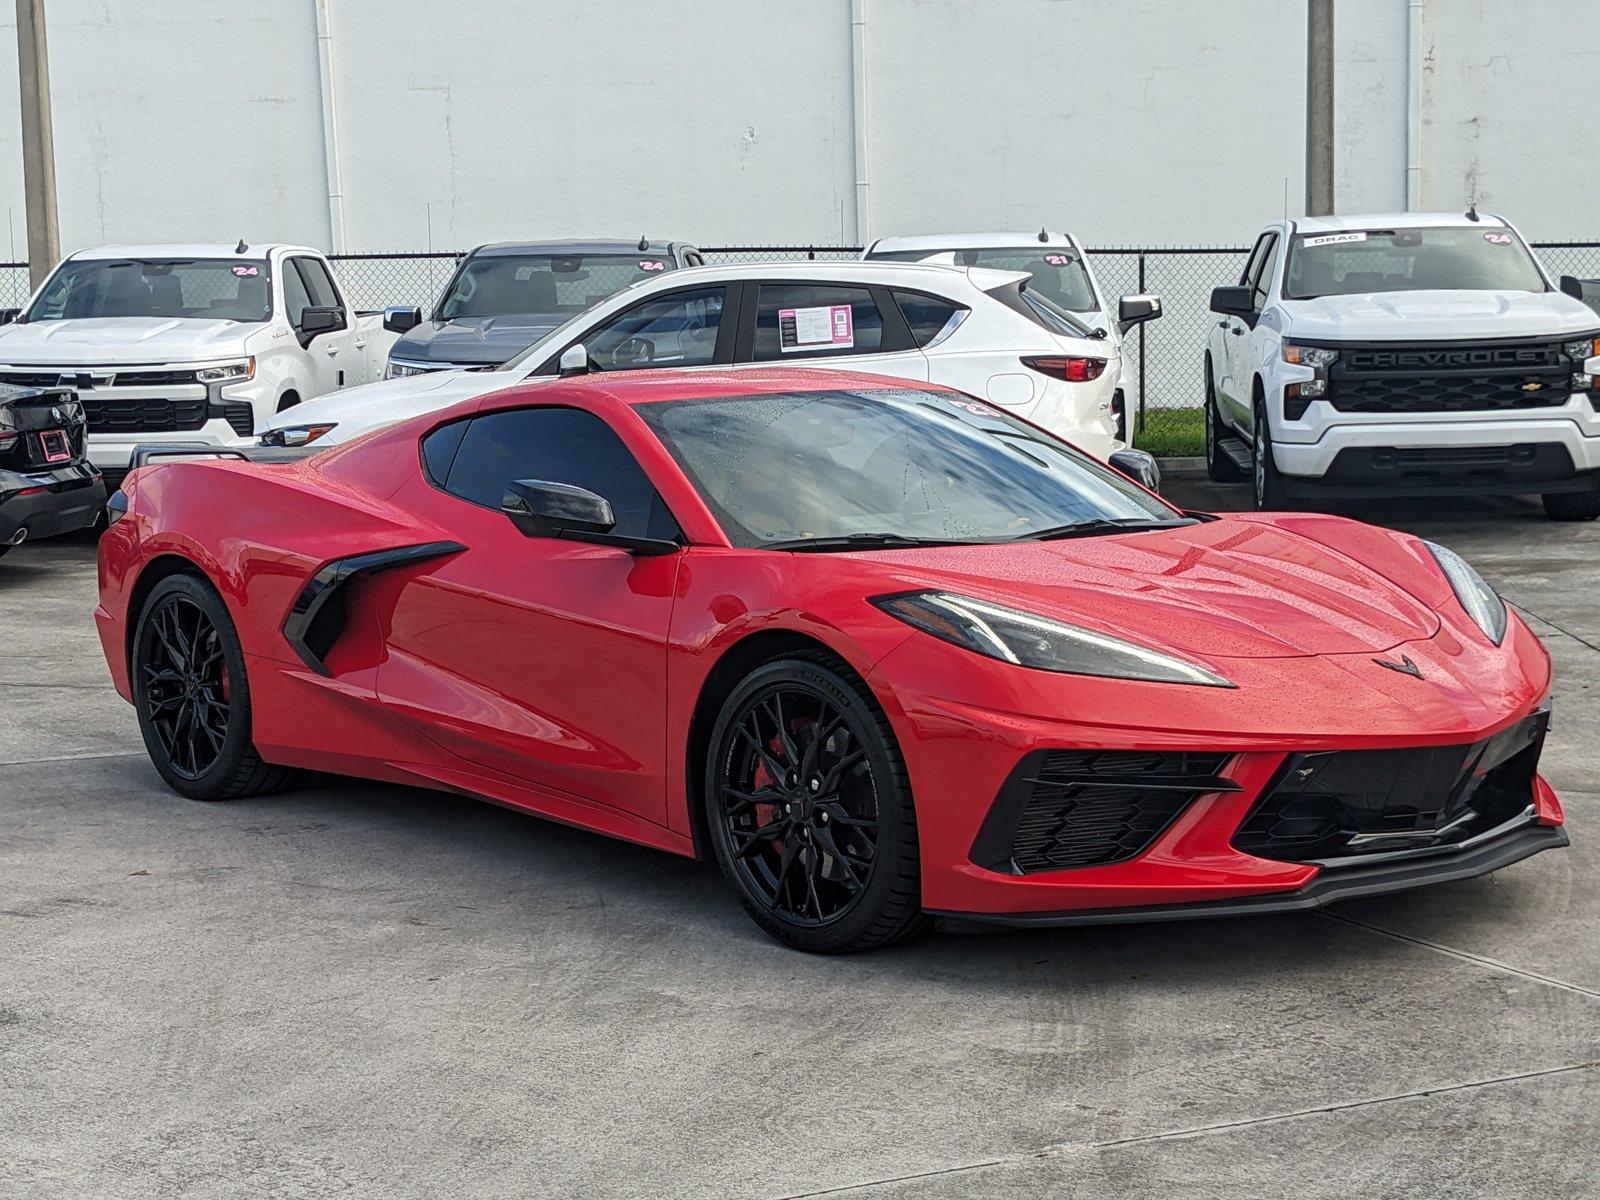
left=439, top=253, right=669, bottom=320
left=637, top=386, right=1177, bottom=548
left=1283, top=227, right=1548, bottom=299
left=25, top=258, right=271, bottom=322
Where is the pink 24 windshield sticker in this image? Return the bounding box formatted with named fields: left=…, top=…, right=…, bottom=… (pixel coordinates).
left=639, top=259, right=666, bottom=271
left=778, top=304, right=854, bottom=352
left=1484, top=232, right=1513, bottom=244
left=232, top=265, right=259, bottom=277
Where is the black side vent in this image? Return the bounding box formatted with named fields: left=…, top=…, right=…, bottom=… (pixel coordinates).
left=971, top=750, right=1236, bottom=875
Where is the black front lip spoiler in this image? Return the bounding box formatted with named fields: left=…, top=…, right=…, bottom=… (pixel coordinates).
left=929, top=824, right=1568, bottom=928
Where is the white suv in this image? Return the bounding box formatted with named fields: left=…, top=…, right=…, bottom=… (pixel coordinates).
left=1204, top=212, right=1600, bottom=519
left=261, top=260, right=1152, bottom=472
left=863, top=230, right=1162, bottom=441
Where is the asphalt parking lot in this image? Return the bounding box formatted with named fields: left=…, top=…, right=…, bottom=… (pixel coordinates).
left=3, top=476, right=1597, bottom=1200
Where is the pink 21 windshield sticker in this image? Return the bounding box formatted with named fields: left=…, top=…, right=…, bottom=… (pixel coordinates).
left=778, top=304, right=854, bottom=352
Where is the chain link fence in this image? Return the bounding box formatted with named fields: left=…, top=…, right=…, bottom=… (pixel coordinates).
left=5, top=241, right=1600, bottom=455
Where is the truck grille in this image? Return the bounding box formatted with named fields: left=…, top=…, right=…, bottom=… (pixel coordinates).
left=0, top=368, right=199, bottom=388
left=971, top=750, right=1236, bottom=874
left=1233, top=709, right=1547, bottom=864
left=79, top=396, right=209, bottom=434
left=1326, top=340, right=1570, bottom=414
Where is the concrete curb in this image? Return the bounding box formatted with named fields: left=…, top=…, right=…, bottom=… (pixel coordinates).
left=1153, top=456, right=1207, bottom=478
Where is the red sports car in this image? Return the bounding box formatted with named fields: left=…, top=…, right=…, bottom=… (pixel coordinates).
left=95, top=367, right=1566, bottom=953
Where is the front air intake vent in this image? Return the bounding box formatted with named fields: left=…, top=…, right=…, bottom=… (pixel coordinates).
left=971, top=749, right=1236, bottom=875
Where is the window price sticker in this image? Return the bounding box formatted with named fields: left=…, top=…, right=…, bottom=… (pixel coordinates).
left=778, top=304, right=854, bottom=352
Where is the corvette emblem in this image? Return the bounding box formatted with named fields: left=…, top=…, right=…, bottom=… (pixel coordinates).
left=1373, top=654, right=1423, bottom=679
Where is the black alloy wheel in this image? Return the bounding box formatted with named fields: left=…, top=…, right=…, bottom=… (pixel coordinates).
left=132, top=573, right=290, bottom=800
left=706, top=653, right=923, bottom=953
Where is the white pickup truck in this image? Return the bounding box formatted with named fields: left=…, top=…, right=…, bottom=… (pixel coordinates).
left=1205, top=211, right=1600, bottom=519
left=0, top=243, right=397, bottom=482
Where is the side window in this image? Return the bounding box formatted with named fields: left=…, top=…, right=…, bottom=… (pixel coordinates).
left=1239, top=233, right=1273, bottom=288
left=751, top=284, right=886, bottom=361
left=437, top=407, right=679, bottom=542
left=1250, top=234, right=1280, bottom=310
left=282, top=261, right=313, bottom=329
left=892, top=290, right=966, bottom=347
left=293, top=257, right=343, bottom=311
left=583, top=286, right=727, bottom=372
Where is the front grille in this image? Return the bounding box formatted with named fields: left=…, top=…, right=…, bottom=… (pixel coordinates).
left=0, top=369, right=198, bottom=388
left=1327, top=340, right=1570, bottom=414
left=1234, top=709, right=1547, bottom=864
left=972, top=750, right=1235, bottom=874
left=79, top=396, right=208, bottom=434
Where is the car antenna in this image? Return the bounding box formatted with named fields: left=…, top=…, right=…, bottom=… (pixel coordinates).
left=235, top=239, right=248, bottom=254
left=1465, top=204, right=1479, bottom=222
left=1037, top=227, right=1049, bottom=242
left=638, top=235, right=650, bottom=251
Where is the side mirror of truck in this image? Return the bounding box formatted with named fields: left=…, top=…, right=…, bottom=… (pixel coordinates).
left=0, top=308, right=18, bottom=326
left=557, top=343, right=590, bottom=377
left=1559, top=275, right=1586, bottom=300
left=1117, top=293, right=1162, bottom=334
left=1210, top=285, right=1256, bottom=319
left=298, top=306, right=344, bottom=343
left=384, top=305, right=423, bottom=334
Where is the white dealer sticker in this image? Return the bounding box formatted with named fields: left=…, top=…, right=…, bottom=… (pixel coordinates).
left=779, top=304, right=854, bottom=352
left=1301, top=232, right=1368, bottom=247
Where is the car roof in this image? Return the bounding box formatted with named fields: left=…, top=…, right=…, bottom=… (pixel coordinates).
left=470, top=238, right=685, bottom=257
left=67, top=243, right=315, bottom=259
left=635, top=259, right=1026, bottom=291
left=1290, top=211, right=1510, bottom=234
left=478, top=365, right=948, bottom=412
left=868, top=231, right=1079, bottom=252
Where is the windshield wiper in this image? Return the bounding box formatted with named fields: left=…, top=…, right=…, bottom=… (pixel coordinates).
left=762, top=532, right=972, bottom=553
left=1017, top=516, right=1196, bottom=541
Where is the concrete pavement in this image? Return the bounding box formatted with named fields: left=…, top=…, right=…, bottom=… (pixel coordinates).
left=2, top=486, right=1597, bottom=1199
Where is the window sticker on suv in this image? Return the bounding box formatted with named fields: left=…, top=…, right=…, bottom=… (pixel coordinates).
left=779, top=304, right=854, bottom=352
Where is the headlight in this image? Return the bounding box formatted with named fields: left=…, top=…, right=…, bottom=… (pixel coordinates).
left=872, top=591, right=1234, bottom=687
left=1424, top=541, right=1507, bottom=645
left=386, top=360, right=431, bottom=379
left=196, top=357, right=255, bottom=384
left=1561, top=336, right=1600, bottom=362
left=261, top=423, right=337, bottom=448
left=1282, top=343, right=1338, bottom=369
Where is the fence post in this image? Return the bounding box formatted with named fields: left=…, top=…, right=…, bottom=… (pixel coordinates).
left=1137, top=252, right=1147, bottom=434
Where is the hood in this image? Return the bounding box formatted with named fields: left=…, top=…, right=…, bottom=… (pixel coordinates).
left=1278, top=289, right=1600, bottom=342
left=854, top=518, right=1441, bottom=660
left=256, top=366, right=528, bottom=443
left=0, top=317, right=254, bottom=365
left=392, top=315, right=564, bottom=367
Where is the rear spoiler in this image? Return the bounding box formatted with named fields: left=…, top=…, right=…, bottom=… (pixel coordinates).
left=129, top=444, right=320, bottom=470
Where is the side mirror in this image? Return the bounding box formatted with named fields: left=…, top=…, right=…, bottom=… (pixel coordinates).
left=0, top=308, right=19, bottom=326
left=1210, top=285, right=1256, bottom=318
left=558, top=343, right=590, bottom=377
left=299, top=306, right=344, bottom=338
left=384, top=305, right=423, bottom=334
left=501, top=478, right=679, bottom=556
left=1109, top=448, right=1161, bottom=492
left=1559, top=275, right=1587, bottom=301
left=1117, top=293, right=1162, bottom=333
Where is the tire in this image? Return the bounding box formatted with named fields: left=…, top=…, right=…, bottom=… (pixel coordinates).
left=131, top=572, right=292, bottom=801
left=704, top=650, right=925, bottom=954
left=1205, top=360, right=1244, bottom=482
left=1251, top=395, right=1290, bottom=510
left=1543, top=487, right=1600, bottom=521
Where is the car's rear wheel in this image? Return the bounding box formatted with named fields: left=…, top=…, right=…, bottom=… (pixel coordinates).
left=132, top=573, right=291, bottom=800
left=1542, top=487, right=1600, bottom=521
left=1205, top=359, right=1244, bottom=482
left=705, top=652, right=924, bottom=954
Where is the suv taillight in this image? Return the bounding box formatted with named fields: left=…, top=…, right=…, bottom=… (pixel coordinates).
left=1022, top=355, right=1107, bottom=383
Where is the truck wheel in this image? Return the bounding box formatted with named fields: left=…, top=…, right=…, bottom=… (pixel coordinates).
left=1205, top=361, right=1244, bottom=482
left=1251, top=398, right=1289, bottom=510
left=1542, top=488, right=1600, bottom=521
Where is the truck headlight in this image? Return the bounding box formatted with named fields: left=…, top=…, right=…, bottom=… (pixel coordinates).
left=386, top=360, right=430, bottom=379
left=196, top=357, right=255, bottom=384
left=1282, top=344, right=1339, bottom=370
left=1282, top=343, right=1338, bottom=417
left=1563, top=335, right=1600, bottom=397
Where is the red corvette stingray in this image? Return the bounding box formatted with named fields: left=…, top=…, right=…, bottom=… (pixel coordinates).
left=95, top=367, right=1565, bottom=952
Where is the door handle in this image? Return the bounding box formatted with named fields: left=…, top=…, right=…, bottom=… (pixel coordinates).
left=325, top=345, right=340, bottom=356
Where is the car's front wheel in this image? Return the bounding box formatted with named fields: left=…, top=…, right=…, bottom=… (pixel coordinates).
left=704, top=651, right=924, bottom=954
left=1252, top=396, right=1290, bottom=510
left=1543, top=487, right=1600, bottom=521
left=132, top=572, right=291, bottom=801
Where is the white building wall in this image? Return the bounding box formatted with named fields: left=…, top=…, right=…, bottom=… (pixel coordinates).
left=0, top=0, right=1597, bottom=259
